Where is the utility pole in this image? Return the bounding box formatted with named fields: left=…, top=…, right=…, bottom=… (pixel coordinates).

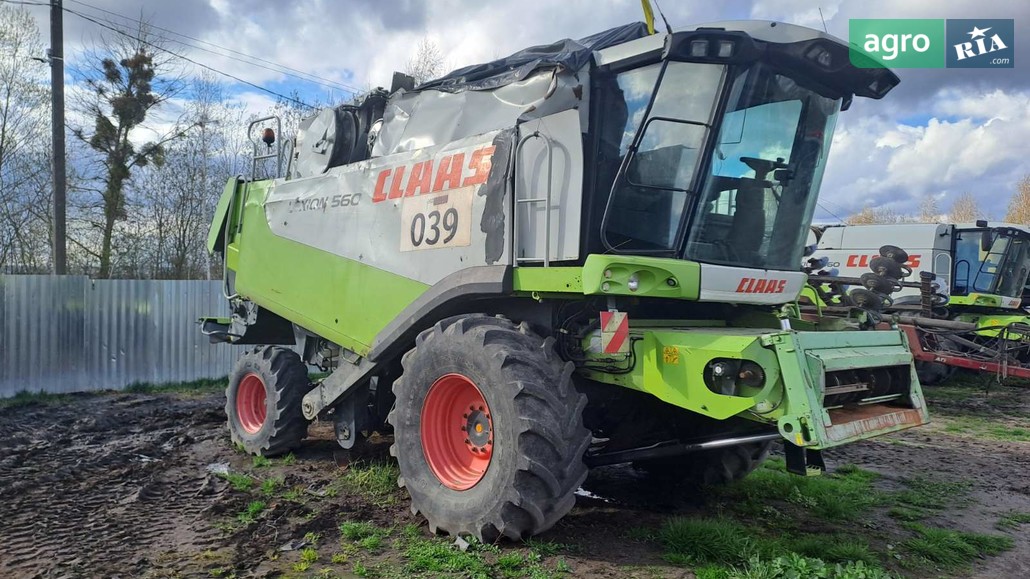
left=50, top=0, right=67, bottom=274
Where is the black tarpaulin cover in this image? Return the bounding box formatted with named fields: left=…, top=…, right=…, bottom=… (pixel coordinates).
left=418, top=22, right=651, bottom=92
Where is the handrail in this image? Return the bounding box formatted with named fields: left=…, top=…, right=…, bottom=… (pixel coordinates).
left=513, top=130, right=556, bottom=267
left=248, top=116, right=284, bottom=179
left=225, top=115, right=283, bottom=301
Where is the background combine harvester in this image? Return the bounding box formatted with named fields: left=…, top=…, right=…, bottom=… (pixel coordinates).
left=810, top=222, right=1030, bottom=384
left=201, top=20, right=928, bottom=540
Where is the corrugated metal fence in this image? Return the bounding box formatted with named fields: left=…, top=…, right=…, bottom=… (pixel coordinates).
left=0, top=275, right=238, bottom=397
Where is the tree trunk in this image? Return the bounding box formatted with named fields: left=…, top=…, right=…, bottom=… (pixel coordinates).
left=98, top=210, right=115, bottom=278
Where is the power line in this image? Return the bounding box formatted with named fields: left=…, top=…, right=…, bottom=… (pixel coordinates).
left=63, top=6, right=315, bottom=109
left=66, top=0, right=362, bottom=95
left=816, top=202, right=846, bottom=223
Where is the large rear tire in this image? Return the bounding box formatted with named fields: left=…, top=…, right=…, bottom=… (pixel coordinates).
left=226, top=346, right=310, bottom=456
left=389, top=314, right=591, bottom=541
left=635, top=441, right=772, bottom=486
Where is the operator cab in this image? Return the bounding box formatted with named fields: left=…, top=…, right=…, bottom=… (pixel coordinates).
left=587, top=21, right=898, bottom=271
left=952, top=226, right=1030, bottom=301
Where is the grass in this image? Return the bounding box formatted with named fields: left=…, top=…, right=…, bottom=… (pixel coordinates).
left=359, top=534, right=383, bottom=552
left=292, top=547, right=318, bottom=572
left=887, top=506, right=928, bottom=522
left=280, top=452, right=297, bottom=466
left=718, top=459, right=884, bottom=522
left=252, top=455, right=272, bottom=468
left=496, top=552, right=526, bottom=577
left=402, top=524, right=422, bottom=539
left=729, top=554, right=893, bottom=579
left=236, top=500, right=266, bottom=525
left=937, top=415, right=1030, bottom=442
left=283, top=486, right=304, bottom=502
left=786, top=535, right=878, bottom=566
left=123, top=378, right=227, bottom=395
left=658, top=518, right=776, bottom=566
left=403, top=538, right=491, bottom=578
left=219, top=472, right=254, bottom=492
left=340, top=529, right=572, bottom=579
left=902, top=523, right=1013, bottom=569
left=891, top=476, right=971, bottom=510
left=0, top=390, right=72, bottom=409
left=525, top=538, right=574, bottom=557
left=338, top=460, right=400, bottom=507
left=922, top=378, right=1030, bottom=443
left=655, top=518, right=892, bottom=578
left=259, top=476, right=283, bottom=496
left=1, top=378, right=229, bottom=409
left=340, top=521, right=382, bottom=541
left=996, top=511, right=1030, bottom=531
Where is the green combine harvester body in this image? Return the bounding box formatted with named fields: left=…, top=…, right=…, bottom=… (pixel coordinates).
left=204, top=20, right=927, bottom=540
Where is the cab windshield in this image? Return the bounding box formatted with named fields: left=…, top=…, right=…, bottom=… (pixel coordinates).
left=600, top=61, right=840, bottom=270
left=684, top=65, right=839, bottom=270
left=953, top=229, right=1030, bottom=298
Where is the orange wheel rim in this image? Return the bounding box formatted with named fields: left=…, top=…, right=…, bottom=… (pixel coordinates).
left=236, top=373, right=267, bottom=434
left=420, top=373, right=493, bottom=490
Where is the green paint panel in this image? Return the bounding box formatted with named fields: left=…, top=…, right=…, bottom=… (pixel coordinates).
left=206, top=178, right=238, bottom=254
left=949, top=294, right=1004, bottom=308
left=579, top=324, right=927, bottom=450
left=954, top=311, right=1030, bottom=339
left=512, top=267, right=583, bottom=293
left=581, top=255, right=700, bottom=299
left=227, top=180, right=429, bottom=355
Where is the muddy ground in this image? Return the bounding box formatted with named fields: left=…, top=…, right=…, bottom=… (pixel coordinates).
left=2, top=376, right=1029, bottom=578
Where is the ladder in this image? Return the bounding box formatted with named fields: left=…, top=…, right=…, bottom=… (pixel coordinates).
left=513, top=130, right=558, bottom=267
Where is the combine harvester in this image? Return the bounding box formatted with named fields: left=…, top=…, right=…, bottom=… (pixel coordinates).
left=811, top=222, right=1030, bottom=384
left=202, top=20, right=928, bottom=540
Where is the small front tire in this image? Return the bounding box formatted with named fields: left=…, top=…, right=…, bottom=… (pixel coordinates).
left=226, top=346, right=311, bottom=456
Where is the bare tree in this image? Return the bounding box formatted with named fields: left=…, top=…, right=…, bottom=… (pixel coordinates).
left=70, top=21, right=188, bottom=278
left=918, top=196, right=940, bottom=223
left=949, top=192, right=984, bottom=222
left=0, top=4, right=51, bottom=272
left=405, top=37, right=443, bottom=85
left=1004, top=175, right=1030, bottom=225
left=846, top=207, right=900, bottom=225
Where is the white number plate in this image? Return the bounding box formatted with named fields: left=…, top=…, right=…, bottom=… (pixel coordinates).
left=400, top=186, right=475, bottom=252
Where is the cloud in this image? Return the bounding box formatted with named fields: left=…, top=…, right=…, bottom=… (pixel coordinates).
left=818, top=86, right=1030, bottom=220
left=21, top=0, right=1030, bottom=223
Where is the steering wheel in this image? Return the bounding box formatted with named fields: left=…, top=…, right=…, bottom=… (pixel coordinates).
left=740, top=156, right=788, bottom=180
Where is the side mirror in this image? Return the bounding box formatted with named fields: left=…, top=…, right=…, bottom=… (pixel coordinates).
left=981, top=230, right=993, bottom=253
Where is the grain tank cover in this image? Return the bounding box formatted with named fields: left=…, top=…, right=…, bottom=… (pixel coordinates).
left=294, top=108, right=350, bottom=178
left=418, top=22, right=650, bottom=93
left=293, top=91, right=389, bottom=178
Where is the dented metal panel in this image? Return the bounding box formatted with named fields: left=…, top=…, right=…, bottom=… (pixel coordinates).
left=0, top=275, right=236, bottom=397
left=374, top=71, right=588, bottom=158
left=267, top=130, right=512, bottom=286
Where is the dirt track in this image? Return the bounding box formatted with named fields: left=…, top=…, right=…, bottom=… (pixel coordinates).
left=1, top=381, right=1029, bottom=578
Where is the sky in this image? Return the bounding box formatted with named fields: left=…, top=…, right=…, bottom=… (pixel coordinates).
left=18, top=0, right=1030, bottom=222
